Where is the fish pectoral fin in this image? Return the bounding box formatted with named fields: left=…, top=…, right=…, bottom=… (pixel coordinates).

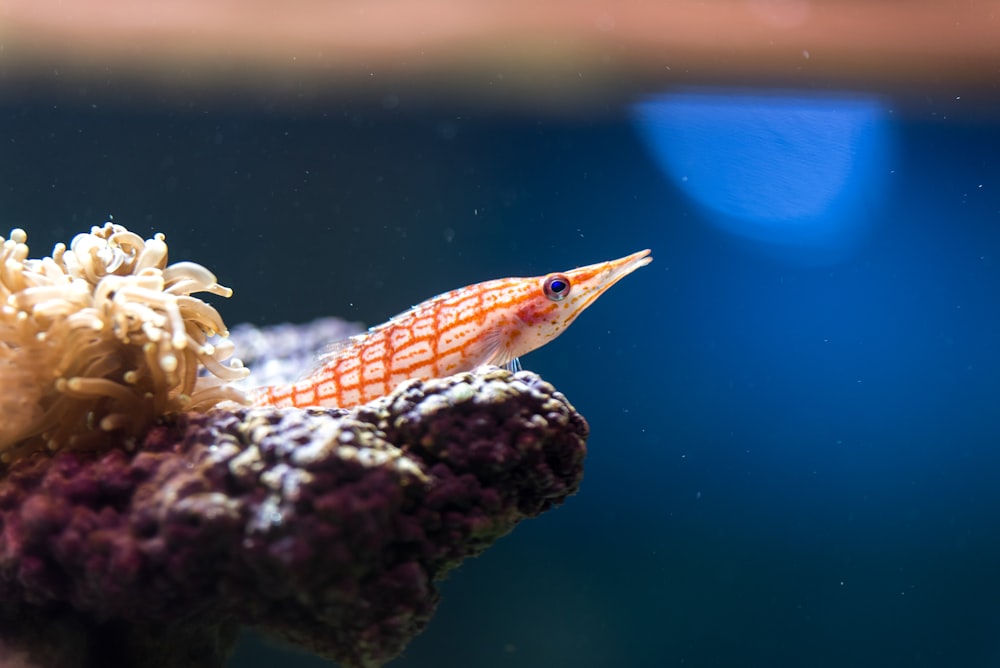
left=478, top=326, right=520, bottom=370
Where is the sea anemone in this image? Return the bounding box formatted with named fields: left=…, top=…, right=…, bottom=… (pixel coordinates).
left=0, top=222, right=249, bottom=463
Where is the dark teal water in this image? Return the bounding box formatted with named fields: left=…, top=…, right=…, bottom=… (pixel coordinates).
left=3, top=93, right=999, bottom=668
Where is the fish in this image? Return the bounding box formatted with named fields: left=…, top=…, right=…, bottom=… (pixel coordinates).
left=252, top=249, right=652, bottom=408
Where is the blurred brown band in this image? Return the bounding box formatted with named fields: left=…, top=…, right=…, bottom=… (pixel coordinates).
left=2, top=0, right=998, bottom=111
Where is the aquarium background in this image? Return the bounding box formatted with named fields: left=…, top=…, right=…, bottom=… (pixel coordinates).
left=2, top=91, right=999, bottom=668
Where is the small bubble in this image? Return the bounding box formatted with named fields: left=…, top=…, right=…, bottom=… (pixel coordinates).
left=436, top=122, right=458, bottom=140
left=594, top=11, right=615, bottom=31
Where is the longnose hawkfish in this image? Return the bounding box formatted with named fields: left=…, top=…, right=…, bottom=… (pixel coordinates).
left=252, top=249, right=652, bottom=408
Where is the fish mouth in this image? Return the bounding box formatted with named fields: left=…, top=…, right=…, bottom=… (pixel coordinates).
left=568, top=248, right=653, bottom=312
left=602, top=249, right=653, bottom=286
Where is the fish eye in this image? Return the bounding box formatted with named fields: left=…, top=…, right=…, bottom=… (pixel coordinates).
left=543, top=274, right=571, bottom=301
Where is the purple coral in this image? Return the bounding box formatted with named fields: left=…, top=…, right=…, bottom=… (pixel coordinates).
left=0, top=367, right=588, bottom=668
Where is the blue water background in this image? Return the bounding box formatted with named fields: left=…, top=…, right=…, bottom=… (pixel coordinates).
left=2, top=94, right=999, bottom=667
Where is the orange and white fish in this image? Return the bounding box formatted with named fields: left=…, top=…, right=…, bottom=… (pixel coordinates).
left=252, top=249, right=652, bottom=408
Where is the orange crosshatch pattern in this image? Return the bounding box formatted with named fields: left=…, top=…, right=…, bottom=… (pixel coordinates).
left=253, top=250, right=652, bottom=409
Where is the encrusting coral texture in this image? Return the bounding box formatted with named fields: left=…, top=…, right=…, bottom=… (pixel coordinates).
left=0, top=334, right=588, bottom=666
left=0, top=224, right=590, bottom=667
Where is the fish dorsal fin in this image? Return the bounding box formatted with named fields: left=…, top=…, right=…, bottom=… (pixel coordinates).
left=307, top=296, right=430, bottom=376
left=304, top=331, right=369, bottom=377
left=374, top=288, right=456, bottom=334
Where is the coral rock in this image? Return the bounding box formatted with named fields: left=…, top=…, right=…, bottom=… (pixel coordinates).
left=0, top=367, right=588, bottom=668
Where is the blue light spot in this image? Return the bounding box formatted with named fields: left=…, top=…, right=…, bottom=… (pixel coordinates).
left=632, top=90, right=892, bottom=263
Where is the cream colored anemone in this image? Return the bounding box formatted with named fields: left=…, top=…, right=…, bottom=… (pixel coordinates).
left=0, top=222, right=249, bottom=463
